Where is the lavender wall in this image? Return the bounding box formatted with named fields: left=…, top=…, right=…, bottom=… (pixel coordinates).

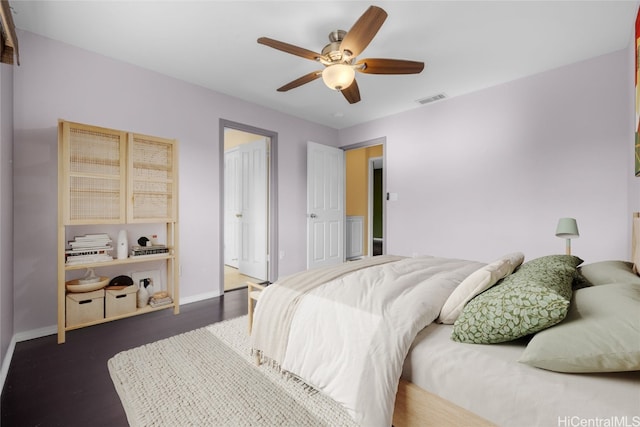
left=12, top=31, right=338, bottom=334
left=339, top=49, right=634, bottom=264
left=10, top=30, right=637, bottom=337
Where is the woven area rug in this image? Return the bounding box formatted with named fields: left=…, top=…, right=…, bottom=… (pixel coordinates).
left=108, top=315, right=357, bottom=426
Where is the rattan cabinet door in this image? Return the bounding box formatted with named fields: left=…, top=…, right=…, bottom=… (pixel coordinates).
left=127, top=133, right=178, bottom=223
left=59, top=121, right=127, bottom=225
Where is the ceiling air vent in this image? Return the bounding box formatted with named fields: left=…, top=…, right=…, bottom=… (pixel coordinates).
left=416, top=93, right=447, bottom=105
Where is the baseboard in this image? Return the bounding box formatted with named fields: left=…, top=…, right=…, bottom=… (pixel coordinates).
left=14, top=324, right=58, bottom=343
left=179, top=291, right=221, bottom=305
left=0, top=334, right=17, bottom=399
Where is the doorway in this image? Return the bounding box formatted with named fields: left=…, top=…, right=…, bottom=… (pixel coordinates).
left=344, top=140, right=385, bottom=258
left=220, top=120, right=278, bottom=293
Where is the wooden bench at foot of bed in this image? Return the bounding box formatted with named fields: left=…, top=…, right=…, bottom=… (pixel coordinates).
left=393, top=379, right=495, bottom=427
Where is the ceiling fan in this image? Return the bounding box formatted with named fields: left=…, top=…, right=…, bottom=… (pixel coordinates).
left=257, top=5, right=424, bottom=104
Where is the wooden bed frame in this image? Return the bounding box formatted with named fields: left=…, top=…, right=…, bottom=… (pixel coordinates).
left=393, top=379, right=494, bottom=427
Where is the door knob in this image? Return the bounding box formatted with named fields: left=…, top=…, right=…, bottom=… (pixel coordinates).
left=236, top=213, right=243, bottom=218
left=309, top=213, right=317, bottom=218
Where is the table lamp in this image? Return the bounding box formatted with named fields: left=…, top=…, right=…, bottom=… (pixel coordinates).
left=555, top=218, right=579, bottom=255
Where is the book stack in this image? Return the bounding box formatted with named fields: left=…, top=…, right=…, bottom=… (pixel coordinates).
left=130, top=245, right=169, bottom=257
left=65, top=234, right=113, bottom=265
left=149, top=292, right=173, bottom=308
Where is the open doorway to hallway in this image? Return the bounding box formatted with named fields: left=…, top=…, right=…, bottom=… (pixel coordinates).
left=345, top=143, right=384, bottom=259
left=221, top=121, right=278, bottom=293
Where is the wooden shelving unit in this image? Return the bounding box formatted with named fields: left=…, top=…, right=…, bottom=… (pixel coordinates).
left=57, top=120, right=179, bottom=343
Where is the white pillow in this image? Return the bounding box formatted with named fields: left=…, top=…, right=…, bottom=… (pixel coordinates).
left=500, top=251, right=526, bottom=275
left=438, top=252, right=524, bottom=324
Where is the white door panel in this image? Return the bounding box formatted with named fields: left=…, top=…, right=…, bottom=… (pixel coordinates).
left=239, top=138, right=268, bottom=280
left=307, top=141, right=345, bottom=270
left=224, top=149, right=240, bottom=268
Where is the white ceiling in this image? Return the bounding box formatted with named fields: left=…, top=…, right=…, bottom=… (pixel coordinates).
left=10, top=1, right=639, bottom=129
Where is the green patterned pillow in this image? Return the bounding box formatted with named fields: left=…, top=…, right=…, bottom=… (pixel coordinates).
left=451, top=255, right=583, bottom=344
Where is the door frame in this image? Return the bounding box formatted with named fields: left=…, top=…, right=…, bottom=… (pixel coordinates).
left=342, top=136, right=387, bottom=257
left=223, top=146, right=241, bottom=268
left=219, top=119, right=278, bottom=293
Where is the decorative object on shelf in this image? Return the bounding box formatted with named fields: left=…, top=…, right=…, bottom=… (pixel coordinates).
left=79, top=268, right=100, bottom=284
left=131, top=235, right=168, bottom=256
left=132, top=269, right=161, bottom=307
left=555, top=218, right=579, bottom=255
left=65, top=269, right=109, bottom=293
left=149, top=290, right=173, bottom=308
left=141, top=278, right=155, bottom=295
left=137, top=284, right=149, bottom=308
left=117, top=229, right=128, bottom=260
left=107, top=275, right=134, bottom=290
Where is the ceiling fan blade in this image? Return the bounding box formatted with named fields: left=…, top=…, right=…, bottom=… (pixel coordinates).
left=356, top=58, right=425, bottom=75
left=258, top=37, right=326, bottom=62
left=341, top=79, right=361, bottom=104
left=277, top=71, right=322, bottom=92
left=340, top=6, right=388, bottom=58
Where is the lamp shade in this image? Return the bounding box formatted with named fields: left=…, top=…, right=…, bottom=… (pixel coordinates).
left=322, top=64, right=355, bottom=91
left=555, top=218, right=579, bottom=239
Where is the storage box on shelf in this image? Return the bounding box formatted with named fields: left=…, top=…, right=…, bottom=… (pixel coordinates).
left=105, top=285, right=138, bottom=317
left=58, top=120, right=180, bottom=343
left=65, top=289, right=105, bottom=327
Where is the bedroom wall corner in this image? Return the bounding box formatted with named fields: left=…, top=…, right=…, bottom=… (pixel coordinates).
left=0, top=60, right=14, bottom=392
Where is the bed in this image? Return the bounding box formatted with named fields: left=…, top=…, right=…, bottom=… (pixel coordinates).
left=250, top=227, right=640, bottom=426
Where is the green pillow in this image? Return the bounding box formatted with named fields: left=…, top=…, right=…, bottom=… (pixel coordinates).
left=519, top=283, right=640, bottom=372
left=578, top=260, right=640, bottom=286
left=452, top=255, right=583, bottom=344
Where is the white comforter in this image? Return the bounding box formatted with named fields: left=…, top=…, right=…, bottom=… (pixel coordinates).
left=251, top=255, right=484, bottom=426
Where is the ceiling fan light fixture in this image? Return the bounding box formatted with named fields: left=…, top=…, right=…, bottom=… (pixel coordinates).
left=259, top=6, right=422, bottom=104
left=322, top=64, right=355, bottom=91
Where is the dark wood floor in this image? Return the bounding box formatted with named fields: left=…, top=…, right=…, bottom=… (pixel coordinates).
left=1, top=288, right=248, bottom=427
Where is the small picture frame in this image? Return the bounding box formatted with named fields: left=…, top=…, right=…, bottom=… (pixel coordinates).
left=131, top=269, right=161, bottom=296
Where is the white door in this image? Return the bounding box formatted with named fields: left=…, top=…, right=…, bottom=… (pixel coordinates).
left=239, top=138, right=268, bottom=280
left=307, top=141, right=345, bottom=269
left=223, top=148, right=240, bottom=268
